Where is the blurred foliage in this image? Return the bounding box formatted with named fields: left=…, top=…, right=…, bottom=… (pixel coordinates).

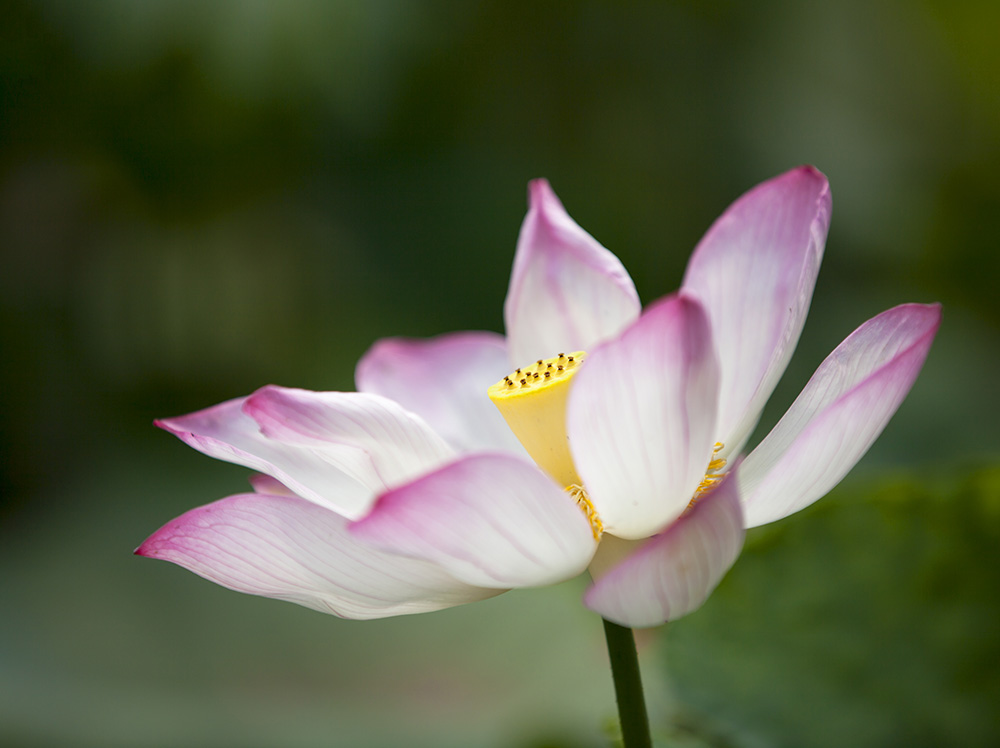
left=664, top=467, right=1000, bottom=748
left=1, top=0, right=998, bottom=746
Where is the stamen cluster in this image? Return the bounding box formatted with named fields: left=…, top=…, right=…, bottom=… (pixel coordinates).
left=566, top=484, right=604, bottom=540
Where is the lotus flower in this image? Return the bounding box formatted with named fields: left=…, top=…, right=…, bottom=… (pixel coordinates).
left=138, top=167, right=939, bottom=628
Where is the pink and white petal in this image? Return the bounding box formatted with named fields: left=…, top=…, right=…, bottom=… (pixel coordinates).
left=157, top=398, right=374, bottom=518
left=351, top=453, right=598, bottom=589
left=244, top=387, right=456, bottom=510
left=355, top=332, right=524, bottom=454
left=136, top=492, right=499, bottom=620
left=584, top=473, right=745, bottom=628
left=567, top=293, right=720, bottom=539
left=739, top=303, right=941, bottom=527
left=504, top=179, right=641, bottom=367
left=682, top=166, right=832, bottom=458
left=247, top=473, right=296, bottom=496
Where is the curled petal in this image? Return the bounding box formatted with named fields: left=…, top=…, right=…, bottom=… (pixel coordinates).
left=683, top=166, right=831, bottom=457
left=135, top=493, right=498, bottom=620
left=157, top=398, right=374, bottom=519
left=351, top=454, right=598, bottom=589
left=504, top=179, right=641, bottom=367
left=584, top=473, right=745, bottom=628
left=739, top=303, right=941, bottom=527
left=567, top=293, right=720, bottom=539
left=355, top=332, right=524, bottom=454
left=244, top=387, right=455, bottom=515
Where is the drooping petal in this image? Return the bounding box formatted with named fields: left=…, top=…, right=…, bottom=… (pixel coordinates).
left=682, top=166, right=832, bottom=458
left=583, top=473, right=744, bottom=628
left=244, top=387, right=455, bottom=511
left=739, top=303, right=941, bottom=527
left=157, top=398, right=374, bottom=519
left=136, top=493, right=498, bottom=620
left=504, top=179, right=641, bottom=367
left=350, top=453, right=598, bottom=589
left=567, top=293, right=720, bottom=539
left=355, top=332, right=524, bottom=454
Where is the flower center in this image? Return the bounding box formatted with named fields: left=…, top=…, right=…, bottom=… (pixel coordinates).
left=488, top=351, right=586, bottom=488
left=489, top=351, right=727, bottom=537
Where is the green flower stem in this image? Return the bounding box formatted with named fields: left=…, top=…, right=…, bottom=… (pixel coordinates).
left=602, top=618, right=652, bottom=748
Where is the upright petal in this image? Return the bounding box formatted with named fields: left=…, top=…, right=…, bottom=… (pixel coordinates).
left=355, top=331, right=524, bottom=454
left=682, top=166, right=831, bottom=457
left=504, top=179, right=641, bottom=367
left=351, top=454, right=598, bottom=589
left=136, top=493, right=498, bottom=620
left=567, top=293, right=720, bottom=539
left=157, top=398, right=374, bottom=518
left=739, top=303, right=941, bottom=527
left=584, top=474, right=745, bottom=628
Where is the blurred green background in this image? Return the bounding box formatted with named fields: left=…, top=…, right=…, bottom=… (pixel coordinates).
left=2, top=1, right=998, bottom=746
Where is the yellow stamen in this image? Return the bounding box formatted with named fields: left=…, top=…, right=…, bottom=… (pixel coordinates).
left=688, top=441, right=727, bottom=511
left=566, top=484, right=603, bottom=540
left=488, top=351, right=586, bottom=488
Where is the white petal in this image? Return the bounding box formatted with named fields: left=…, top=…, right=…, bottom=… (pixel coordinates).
left=682, top=166, right=831, bottom=457
left=567, top=293, right=720, bottom=539
left=243, top=387, right=457, bottom=517
left=739, top=303, right=941, bottom=527
left=355, top=331, right=524, bottom=454
left=350, top=454, right=598, bottom=589
left=504, top=179, right=641, bottom=367
left=158, top=390, right=456, bottom=521
left=584, top=473, right=744, bottom=628
left=157, top=398, right=374, bottom=519
left=136, top=493, right=498, bottom=620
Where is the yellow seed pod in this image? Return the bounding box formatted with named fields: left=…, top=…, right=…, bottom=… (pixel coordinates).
left=488, top=351, right=586, bottom=487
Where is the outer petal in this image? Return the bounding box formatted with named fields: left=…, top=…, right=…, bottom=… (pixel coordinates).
left=584, top=474, right=745, bottom=628
left=157, top=398, right=373, bottom=518
left=739, top=303, right=941, bottom=527
left=355, top=331, right=524, bottom=454
left=135, top=493, right=499, bottom=620
left=350, top=453, right=598, bottom=589
left=158, top=391, right=455, bottom=521
left=504, top=179, right=641, bottom=367
left=567, top=293, right=720, bottom=539
left=244, top=386, right=455, bottom=507
left=682, top=166, right=831, bottom=458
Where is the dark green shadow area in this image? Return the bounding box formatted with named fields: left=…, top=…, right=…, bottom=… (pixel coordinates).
left=660, top=466, right=1000, bottom=748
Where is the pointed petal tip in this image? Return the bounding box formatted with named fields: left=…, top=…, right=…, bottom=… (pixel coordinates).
left=527, top=178, right=555, bottom=206
left=778, top=164, right=829, bottom=192
left=793, top=163, right=827, bottom=180
left=153, top=417, right=182, bottom=435
left=506, top=176, right=640, bottom=363
left=134, top=493, right=498, bottom=619
left=738, top=301, right=942, bottom=527
left=760, top=165, right=831, bottom=211
left=134, top=529, right=171, bottom=559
